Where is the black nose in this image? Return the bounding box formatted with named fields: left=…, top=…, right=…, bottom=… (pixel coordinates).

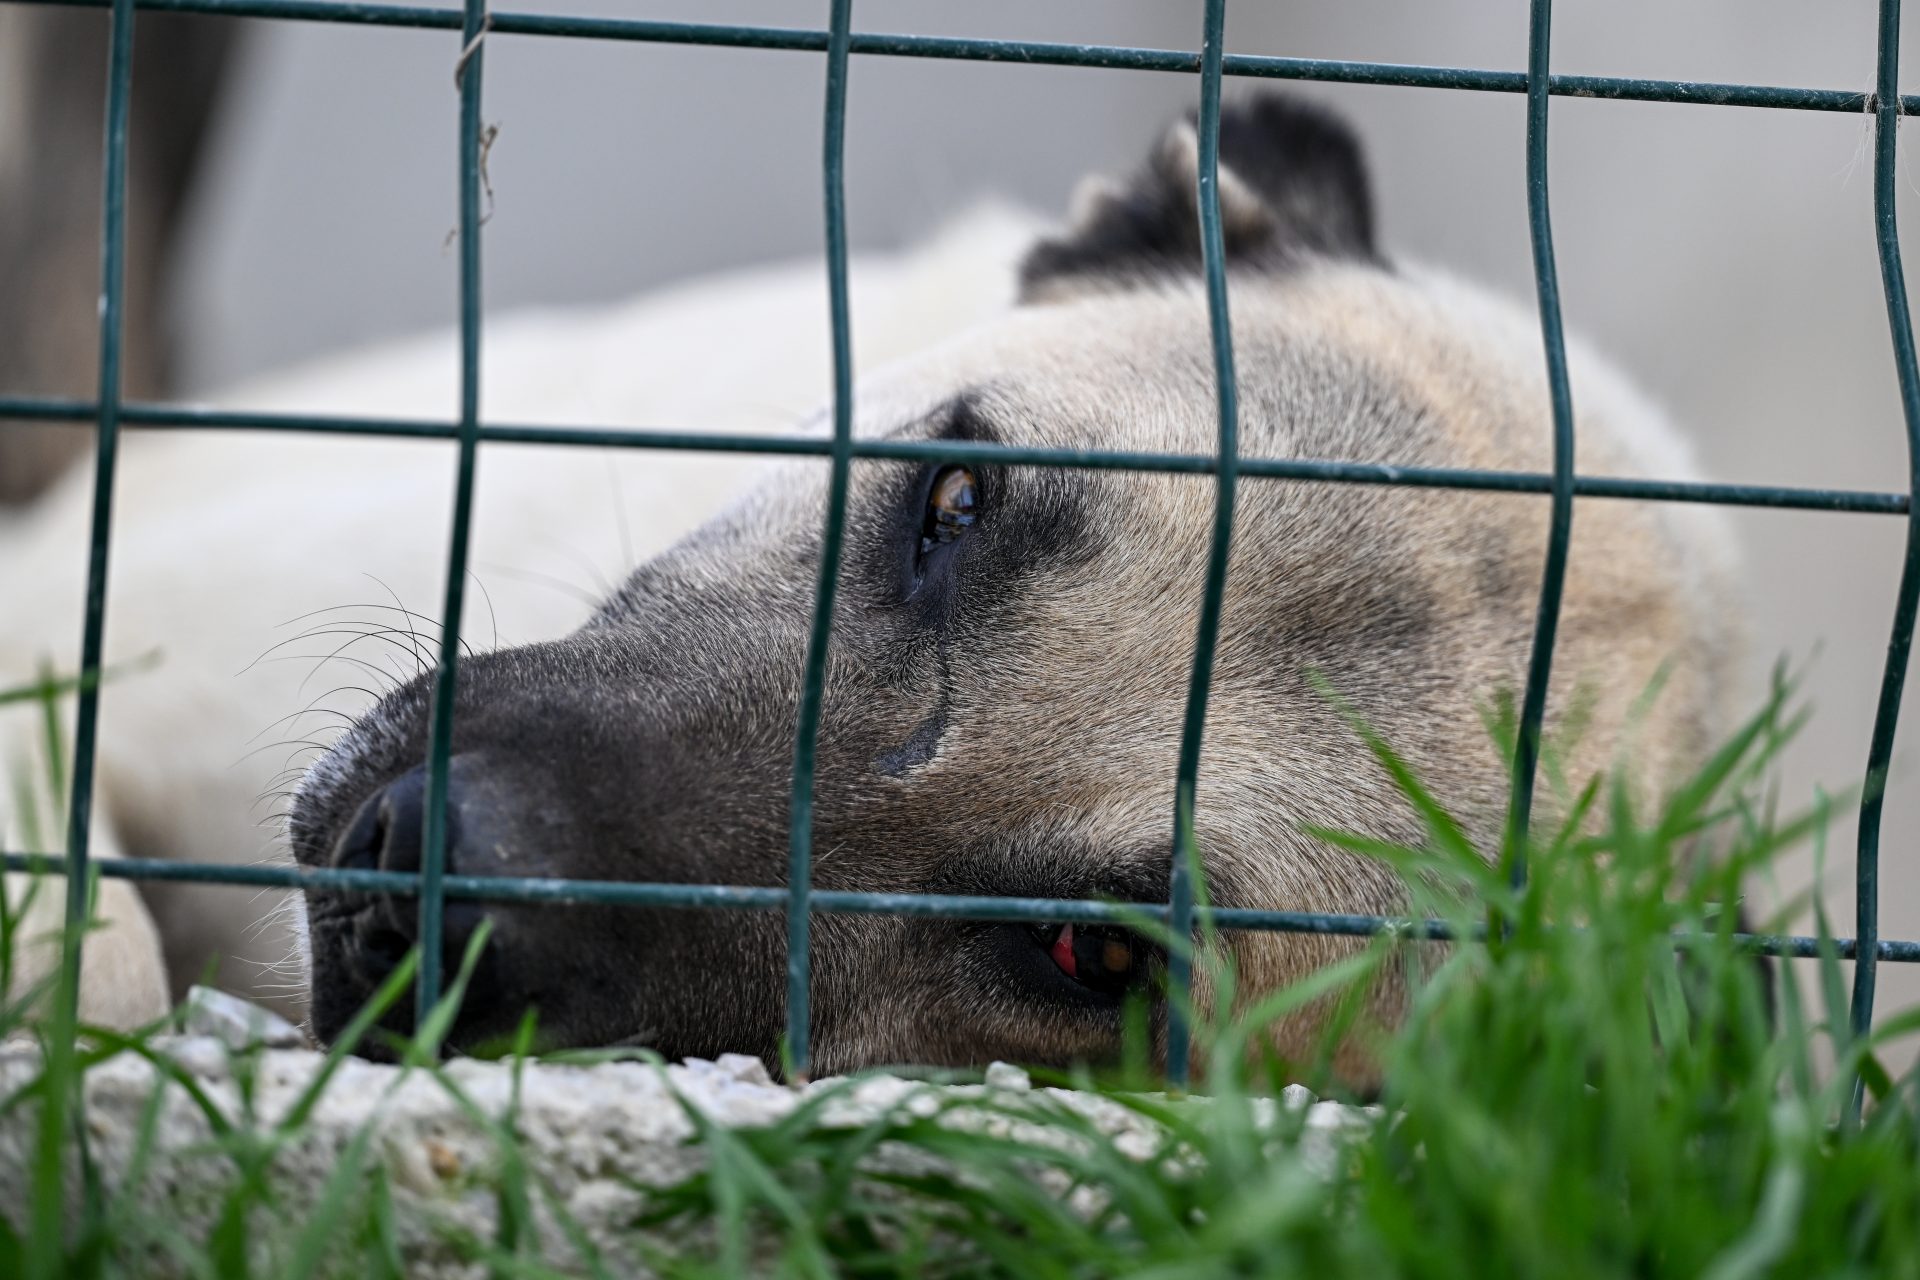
left=333, top=763, right=429, bottom=876
left=329, top=761, right=489, bottom=985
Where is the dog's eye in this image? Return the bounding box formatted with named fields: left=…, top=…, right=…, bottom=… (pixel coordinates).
left=920, top=466, right=978, bottom=555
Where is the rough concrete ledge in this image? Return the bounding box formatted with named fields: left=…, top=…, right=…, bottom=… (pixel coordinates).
left=0, top=990, right=1373, bottom=1277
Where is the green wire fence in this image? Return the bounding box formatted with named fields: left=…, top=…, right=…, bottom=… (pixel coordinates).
left=4, top=0, right=1920, bottom=1093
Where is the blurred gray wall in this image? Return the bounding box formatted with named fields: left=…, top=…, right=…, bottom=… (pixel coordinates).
left=169, top=1, right=1920, bottom=1021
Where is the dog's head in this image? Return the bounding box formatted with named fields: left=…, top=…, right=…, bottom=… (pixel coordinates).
left=288, top=93, right=1736, bottom=1074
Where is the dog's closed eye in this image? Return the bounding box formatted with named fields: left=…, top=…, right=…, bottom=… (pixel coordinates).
left=1030, top=922, right=1156, bottom=999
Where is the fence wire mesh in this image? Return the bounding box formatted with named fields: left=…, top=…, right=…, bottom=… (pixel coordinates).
left=2, top=0, right=1919, bottom=1090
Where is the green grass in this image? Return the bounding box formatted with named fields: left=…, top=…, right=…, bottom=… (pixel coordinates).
left=2, top=667, right=1918, bottom=1278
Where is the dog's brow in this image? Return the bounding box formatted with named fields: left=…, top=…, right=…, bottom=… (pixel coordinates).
left=890, top=391, right=1001, bottom=445
left=940, top=394, right=1002, bottom=444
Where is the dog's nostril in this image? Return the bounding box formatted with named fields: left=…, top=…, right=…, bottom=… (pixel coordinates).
left=330, top=788, right=384, bottom=872
left=330, top=765, right=433, bottom=876
left=373, top=767, right=428, bottom=877
left=318, top=757, right=511, bottom=1021
left=326, top=763, right=490, bottom=960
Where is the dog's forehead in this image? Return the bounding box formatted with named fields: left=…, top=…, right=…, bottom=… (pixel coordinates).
left=846, top=263, right=1476, bottom=459
left=853, top=287, right=1221, bottom=445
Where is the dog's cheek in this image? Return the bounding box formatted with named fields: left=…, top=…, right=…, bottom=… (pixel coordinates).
left=1218, top=928, right=1394, bottom=1088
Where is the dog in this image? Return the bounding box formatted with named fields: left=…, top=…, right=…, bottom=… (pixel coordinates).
left=3, top=94, right=1741, bottom=1076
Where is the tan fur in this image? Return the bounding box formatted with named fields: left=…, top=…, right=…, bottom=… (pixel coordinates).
left=781, top=264, right=1739, bottom=1076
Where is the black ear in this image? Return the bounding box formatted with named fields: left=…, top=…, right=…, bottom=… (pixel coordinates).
left=1019, top=91, right=1380, bottom=302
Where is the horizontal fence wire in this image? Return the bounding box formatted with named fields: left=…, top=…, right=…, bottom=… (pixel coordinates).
left=7, top=0, right=1915, bottom=1087
left=0, top=397, right=1910, bottom=514
left=6, top=851, right=1919, bottom=963
left=16, top=0, right=1920, bottom=115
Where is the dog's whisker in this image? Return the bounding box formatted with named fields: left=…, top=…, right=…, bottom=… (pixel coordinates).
left=605, top=455, right=636, bottom=577
left=468, top=568, right=502, bottom=652
left=365, top=572, right=478, bottom=669
left=240, top=624, right=431, bottom=678
left=251, top=653, right=399, bottom=693
left=531, top=535, right=615, bottom=599
left=288, top=623, right=435, bottom=667
left=240, top=704, right=360, bottom=748
left=276, top=600, right=438, bottom=630
left=295, top=629, right=435, bottom=699
left=475, top=561, right=603, bottom=610
left=227, top=739, right=333, bottom=772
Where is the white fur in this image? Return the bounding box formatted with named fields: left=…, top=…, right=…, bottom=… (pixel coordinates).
left=0, top=205, right=1043, bottom=1022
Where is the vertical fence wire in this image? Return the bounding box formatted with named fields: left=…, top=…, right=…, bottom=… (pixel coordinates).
left=34, top=2, right=136, bottom=1268
left=784, top=0, right=857, bottom=1082
left=414, top=0, right=490, bottom=1021
left=1504, top=0, right=1577, bottom=887
left=59, top=0, right=138, bottom=1010
left=1164, top=0, right=1239, bottom=1089
left=1855, top=0, right=1919, bottom=1108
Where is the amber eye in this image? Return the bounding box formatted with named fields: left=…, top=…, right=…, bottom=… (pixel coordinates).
left=921, top=465, right=979, bottom=555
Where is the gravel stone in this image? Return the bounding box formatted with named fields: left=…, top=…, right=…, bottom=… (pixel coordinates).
left=177, top=983, right=308, bottom=1050
left=0, top=999, right=1376, bottom=1276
